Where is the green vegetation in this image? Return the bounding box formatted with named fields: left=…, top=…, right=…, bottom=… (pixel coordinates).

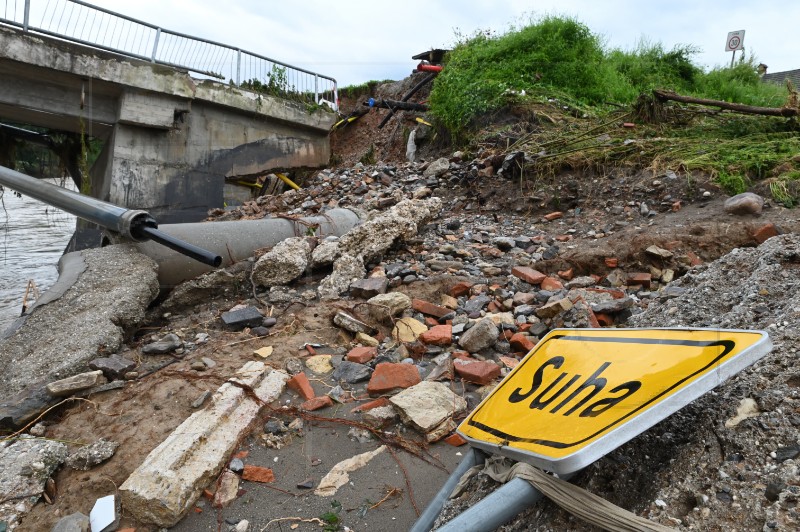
left=427, top=14, right=800, bottom=204
left=339, top=79, right=393, bottom=99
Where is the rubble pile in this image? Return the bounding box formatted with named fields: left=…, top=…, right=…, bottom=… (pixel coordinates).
left=2, top=150, right=800, bottom=531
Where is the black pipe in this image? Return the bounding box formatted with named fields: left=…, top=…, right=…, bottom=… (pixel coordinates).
left=0, top=164, right=221, bottom=267
left=378, top=72, right=437, bottom=129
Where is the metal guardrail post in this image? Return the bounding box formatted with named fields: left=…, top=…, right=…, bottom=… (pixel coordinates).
left=314, top=74, right=319, bottom=104
left=151, top=27, right=161, bottom=61
left=236, top=49, right=241, bottom=85
left=23, top=0, right=30, bottom=31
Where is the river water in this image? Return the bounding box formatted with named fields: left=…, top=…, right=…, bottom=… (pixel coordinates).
left=0, top=179, right=76, bottom=335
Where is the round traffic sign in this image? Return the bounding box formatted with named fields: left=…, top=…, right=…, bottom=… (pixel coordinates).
left=728, top=36, right=741, bottom=50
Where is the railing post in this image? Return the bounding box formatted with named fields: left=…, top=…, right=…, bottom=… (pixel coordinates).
left=23, top=0, right=31, bottom=31
left=314, top=74, right=319, bottom=104
left=151, top=28, right=161, bottom=62
left=236, top=49, right=241, bottom=85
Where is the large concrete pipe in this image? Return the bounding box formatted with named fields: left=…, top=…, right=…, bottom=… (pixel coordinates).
left=113, top=208, right=362, bottom=287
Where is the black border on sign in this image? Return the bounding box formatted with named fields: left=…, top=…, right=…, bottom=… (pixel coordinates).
left=466, top=335, right=735, bottom=449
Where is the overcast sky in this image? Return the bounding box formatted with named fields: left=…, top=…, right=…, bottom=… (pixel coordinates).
left=87, top=0, right=797, bottom=88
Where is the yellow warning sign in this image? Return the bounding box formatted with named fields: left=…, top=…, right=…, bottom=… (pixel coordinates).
left=458, top=328, right=770, bottom=473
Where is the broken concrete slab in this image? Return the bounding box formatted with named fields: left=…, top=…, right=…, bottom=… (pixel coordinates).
left=333, top=311, right=373, bottom=334
left=0, top=245, right=158, bottom=397
left=318, top=254, right=366, bottom=300
left=389, top=381, right=467, bottom=434
left=367, top=292, right=411, bottom=323
left=0, top=436, right=68, bottom=528
left=119, top=362, right=289, bottom=527
left=251, top=237, right=311, bottom=287
left=66, top=439, right=119, bottom=471
left=46, top=370, right=107, bottom=397
left=314, top=445, right=386, bottom=497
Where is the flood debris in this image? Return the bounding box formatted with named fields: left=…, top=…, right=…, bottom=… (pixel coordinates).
left=314, top=445, right=386, bottom=497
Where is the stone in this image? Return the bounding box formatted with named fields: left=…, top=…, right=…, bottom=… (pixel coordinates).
left=367, top=363, right=421, bottom=396
left=440, top=294, right=459, bottom=310
left=362, top=405, right=398, bottom=426
left=412, top=299, right=451, bottom=319
left=492, top=237, right=516, bottom=251
left=565, top=276, right=596, bottom=289
left=511, top=266, right=546, bottom=285
left=51, top=512, right=90, bottom=532
left=535, top=298, right=573, bottom=319
left=318, top=254, right=366, bottom=300
left=646, top=245, right=674, bottom=259
left=46, top=371, right=107, bottom=397
left=349, top=277, right=389, bottom=299
left=332, top=361, right=372, bottom=383
left=301, top=395, right=333, bottom=411
left=241, top=465, right=275, bottom=483
left=119, top=363, right=288, bottom=527
left=752, top=222, right=779, bottom=244
left=458, top=318, right=498, bottom=353
left=286, top=373, right=315, bottom=400
left=724, top=192, right=764, bottom=215
left=142, top=333, right=183, bottom=354
left=346, top=346, right=377, bottom=364
left=66, top=439, right=119, bottom=471
left=305, top=355, right=334, bottom=374
left=89, top=355, right=136, bottom=380
left=591, top=297, right=634, bottom=314
left=419, top=325, right=452, bottom=346
left=333, top=311, right=373, bottom=334
left=390, top=381, right=467, bottom=433
left=213, top=470, right=239, bottom=508
left=251, top=237, right=311, bottom=287
left=392, top=317, right=428, bottom=343
left=367, top=292, right=411, bottom=323
left=309, top=239, right=340, bottom=268
left=235, top=520, right=250, bottom=532
left=423, top=157, right=450, bottom=177
left=0, top=436, right=68, bottom=529
left=513, top=292, right=537, bottom=306
left=464, top=295, right=492, bottom=314
left=453, top=359, right=501, bottom=385
left=355, top=332, right=380, bottom=347
left=426, top=418, right=457, bottom=443
left=254, top=346, right=274, bottom=359
left=221, top=307, right=263, bottom=330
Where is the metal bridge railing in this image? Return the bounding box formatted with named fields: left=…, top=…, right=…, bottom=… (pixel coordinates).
left=0, top=0, right=338, bottom=109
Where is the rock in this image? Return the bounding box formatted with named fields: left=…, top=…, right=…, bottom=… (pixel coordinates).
left=512, top=292, right=538, bottom=306
left=390, top=381, right=467, bottom=433
left=241, top=465, right=275, bottom=483
left=286, top=373, right=315, bottom=400
left=511, top=266, right=546, bottom=285
left=355, top=332, right=379, bottom=347
left=221, top=306, right=264, bottom=330
left=464, top=295, right=492, bottom=314
left=458, top=318, right=498, bottom=353
left=332, top=361, right=372, bottom=383
left=333, top=311, right=373, bottom=334
left=318, top=254, right=366, bottom=300
left=453, top=359, right=501, bottom=385
left=142, top=333, right=183, bottom=354
left=88, top=355, right=136, bottom=381
left=367, top=363, right=421, bottom=396
left=51, top=512, right=90, bottom=532
left=346, top=346, right=377, bottom=364
left=419, top=325, right=452, bottom=346
left=46, top=371, right=107, bottom=397
left=724, top=192, right=764, bottom=215
left=235, top=519, right=250, bottom=532
left=535, top=298, right=573, bottom=319
left=66, top=439, right=119, bottom=471
left=423, top=157, right=450, bottom=177
left=565, top=276, right=596, bottom=289
left=367, top=292, right=412, bottom=323
left=305, top=355, right=334, bottom=374
left=191, top=391, right=211, bottom=408
left=646, top=245, right=674, bottom=259
left=362, top=405, right=398, bottom=426
left=591, top=297, right=634, bottom=314
left=252, top=237, right=311, bottom=287
left=349, top=277, right=389, bottom=299
left=492, top=237, right=516, bottom=251
left=392, top=317, right=428, bottom=343
left=213, top=470, right=239, bottom=508
left=309, top=239, right=340, bottom=268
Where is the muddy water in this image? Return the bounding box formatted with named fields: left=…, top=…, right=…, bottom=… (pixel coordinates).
left=0, top=180, right=76, bottom=335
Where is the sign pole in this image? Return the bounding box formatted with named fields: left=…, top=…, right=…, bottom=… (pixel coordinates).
left=731, top=49, right=736, bottom=68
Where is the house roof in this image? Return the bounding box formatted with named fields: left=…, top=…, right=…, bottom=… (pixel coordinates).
left=762, top=69, right=800, bottom=87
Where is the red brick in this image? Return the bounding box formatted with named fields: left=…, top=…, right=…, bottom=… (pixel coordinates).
left=301, top=395, right=333, bottom=411
left=351, top=397, right=391, bottom=413
left=286, top=372, right=315, bottom=400
left=424, top=317, right=440, bottom=327
left=544, top=211, right=563, bottom=221
left=509, top=333, right=536, bottom=353
left=518, top=323, right=532, bottom=333
left=419, top=324, right=452, bottom=346
left=501, top=329, right=515, bottom=341
left=555, top=234, right=572, bottom=242
left=511, top=266, right=546, bottom=285
left=367, top=363, right=421, bottom=396
left=232, top=450, right=249, bottom=460
left=451, top=350, right=470, bottom=359
left=752, top=222, right=779, bottom=244
left=347, top=346, right=377, bottom=364
left=242, top=465, right=275, bottom=483
left=627, top=272, right=652, bottom=288
left=595, top=313, right=614, bottom=327
left=499, top=356, right=520, bottom=369
left=454, top=359, right=501, bottom=385
left=686, top=251, right=703, bottom=266
left=541, top=277, right=564, bottom=291
left=444, top=433, right=468, bottom=446
left=412, top=299, right=452, bottom=318
left=604, top=257, right=618, bottom=268
left=449, top=281, right=474, bottom=297
left=557, top=268, right=574, bottom=280
left=487, top=301, right=501, bottom=313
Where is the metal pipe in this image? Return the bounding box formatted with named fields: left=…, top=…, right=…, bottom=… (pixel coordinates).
left=23, top=0, right=30, bottom=31
left=410, top=448, right=486, bottom=532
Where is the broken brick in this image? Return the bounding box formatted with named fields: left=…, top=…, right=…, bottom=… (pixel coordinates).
left=557, top=268, right=574, bottom=280
left=509, top=333, right=536, bottom=353
left=444, top=433, right=468, bottom=447
left=301, top=395, right=333, bottom=411
left=367, top=363, right=421, bottom=396
left=454, top=359, right=501, bottom=385
left=604, top=257, right=619, bottom=268
left=449, top=281, right=474, bottom=297
left=346, top=346, right=378, bottom=364
left=242, top=465, right=275, bottom=483
left=627, top=272, right=652, bottom=288
left=543, top=211, right=563, bottom=221
left=424, top=317, right=440, bottom=327
left=595, top=313, right=614, bottom=327
left=412, top=298, right=452, bottom=318
left=286, top=372, right=315, bottom=400
left=419, top=324, right=452, bottom=346
left=511, top=266, right=546, bottom=285
left=499, top=356, right=520, bottom=369
left=686, top=251, right=703, bottom=266
left=752, top=222, right=779, bottom=244
left=351, top=397, right=391, bottom=413
left=540, top=277, right=564, bottom=291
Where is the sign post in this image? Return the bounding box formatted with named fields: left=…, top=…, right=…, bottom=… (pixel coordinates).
left=725, top=30, right=745, bottom=68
